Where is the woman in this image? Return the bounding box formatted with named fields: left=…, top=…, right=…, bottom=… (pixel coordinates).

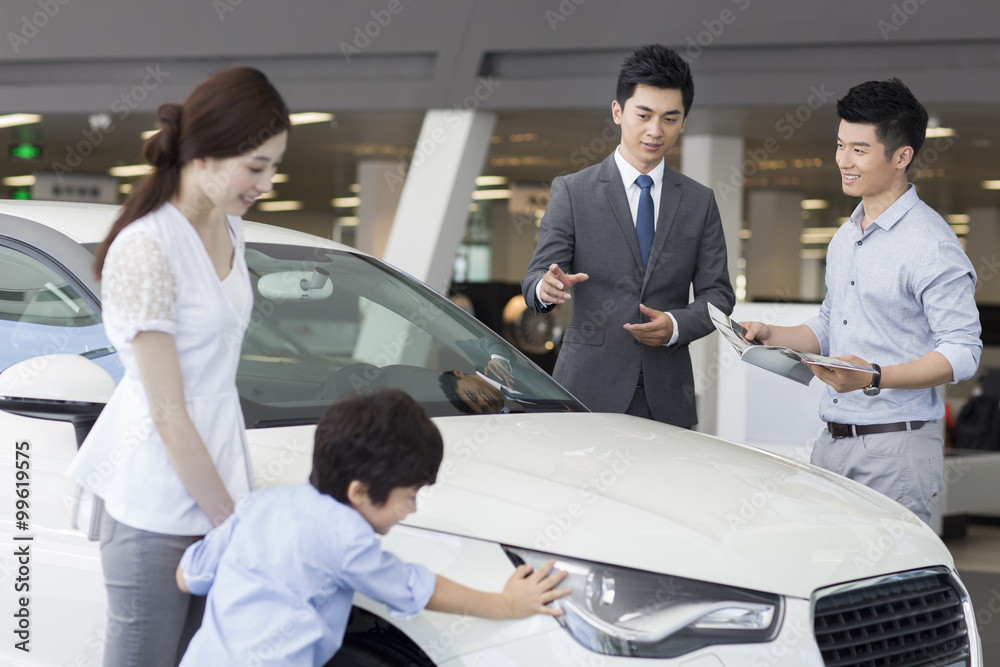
left=67, top=66, right=290, bottom=666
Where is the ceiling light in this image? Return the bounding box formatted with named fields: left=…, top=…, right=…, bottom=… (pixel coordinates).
left=349, top=183, right=361, bottom=193
left=739, top=229, right=751, bottom=240
left=800, top=249, right=827, bottom=260
left=982, top=181, right=1000, bottom=190
left=109, top=164, right=154, bottom=177
left=336, top=216, right=360, bottom=227
left=472, top=189, right=512, bottom=201
left=119, top=184, right=132, bottom=194
left=331, top=196, right=361, bottom=208
left=257, top=200, right=303, bottom=212
left=925, top=127, right=955, bottom=138
left=0, top=114, right=42, bottom=129
left=476, top=175, right=509, bottom=187
left=289, top=112, right=334, bottom=126
left=946, top=214, right=970, bottom=224
left=801, top=199, right=828, bottom=210
left=140, top=129, right=159, bottom=140
left=800, top=227, right=838, bottom=244
left=950, top=225, right=970, bottom=235
left=271, top=173, right=289, bottom=184
left=3, top=175, right=35, bottom=187
left=257, top=191, right=276, bottom=199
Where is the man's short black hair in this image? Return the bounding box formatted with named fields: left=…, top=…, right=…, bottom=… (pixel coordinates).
left=310, top=389, right=443, bottom=506
left=438, top=370, right=476, bottom=415
left=616, top=44, right=694, bottom=116
left=836, top=78, right=928, bottom=169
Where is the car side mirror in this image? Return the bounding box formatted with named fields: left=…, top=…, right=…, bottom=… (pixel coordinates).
left=0, top=354, right=116, bottom=446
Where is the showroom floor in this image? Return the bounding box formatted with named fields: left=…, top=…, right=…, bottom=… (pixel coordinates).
left=943, top=524, right=1000, bottom=662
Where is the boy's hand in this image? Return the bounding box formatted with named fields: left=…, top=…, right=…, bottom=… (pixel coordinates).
left=502, top=559, right=570, bottom=619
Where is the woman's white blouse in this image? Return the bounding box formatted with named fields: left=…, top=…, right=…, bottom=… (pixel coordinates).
left=67, top=203, right=254, bottom=536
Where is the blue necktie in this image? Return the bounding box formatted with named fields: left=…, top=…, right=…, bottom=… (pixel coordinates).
left=635, top=174, right=655, bottom=269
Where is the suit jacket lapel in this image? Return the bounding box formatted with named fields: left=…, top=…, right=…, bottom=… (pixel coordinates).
left=601, top=156, right=643, bottom=271
left=642, top=166, right=683, bottom=293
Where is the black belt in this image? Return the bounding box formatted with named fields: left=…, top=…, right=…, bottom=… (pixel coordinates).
left=827, top=421, right=926, bottom=439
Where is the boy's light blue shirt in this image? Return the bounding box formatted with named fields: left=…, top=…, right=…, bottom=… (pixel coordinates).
left=179, top=484, right=436, bottom=667
left=804, top=184, right=982, bottom=424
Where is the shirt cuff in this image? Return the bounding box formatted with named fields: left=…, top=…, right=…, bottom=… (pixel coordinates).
left=802, top=318, right=829, bottom=356
left=387, top=563, right=437, bottom=620
left=179, top=541, right=214, bottom=596
left=935, top=343, right=980, bottom=384
left=534, top=278, right=554, bottom=308
left=662, top=313, right=680, bottom=347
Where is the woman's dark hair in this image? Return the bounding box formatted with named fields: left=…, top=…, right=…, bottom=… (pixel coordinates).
left=93, top=66, right=290, bottom=276
left=616, top=44, right=694, bottom=116
left=310, top=389, right=444, bottom=506
left=836, top=77, right=928, bottom=169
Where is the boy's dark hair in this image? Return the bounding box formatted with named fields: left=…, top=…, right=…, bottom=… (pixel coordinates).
left=836, top=77, right=928, bottom=169
left=310, top=389, right=444, bottom=506
left=616, top=44, right=694, bottom=116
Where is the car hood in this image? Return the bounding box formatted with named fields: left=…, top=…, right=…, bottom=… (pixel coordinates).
left=405, top=412, right=951, bottom=599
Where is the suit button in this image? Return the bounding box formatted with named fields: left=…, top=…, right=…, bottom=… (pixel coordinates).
left=634, top=339, right=641, bottom=345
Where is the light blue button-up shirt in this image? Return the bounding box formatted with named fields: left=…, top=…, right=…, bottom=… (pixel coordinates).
left=804, top=184, right=982, bottom=425
left=179, top=484, right=436, bottom=667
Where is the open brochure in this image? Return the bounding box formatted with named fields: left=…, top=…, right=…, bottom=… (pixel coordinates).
left=708, top=303, right=874, bottom=386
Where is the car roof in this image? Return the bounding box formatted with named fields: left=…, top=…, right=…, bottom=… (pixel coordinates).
left=0, top=199, right=361, bottom=253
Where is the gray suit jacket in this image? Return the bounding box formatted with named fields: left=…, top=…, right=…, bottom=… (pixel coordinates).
left=521, top=153, right=735, bottom=427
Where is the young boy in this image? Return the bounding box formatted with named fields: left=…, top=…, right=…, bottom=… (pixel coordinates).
left=175, top=389, right=567, bottom=666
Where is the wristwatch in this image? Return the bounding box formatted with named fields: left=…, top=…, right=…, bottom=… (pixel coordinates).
left=863, top=363, right=881, bottom=396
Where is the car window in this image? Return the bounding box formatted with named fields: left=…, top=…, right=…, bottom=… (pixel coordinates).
left=239, top=243, right=585, bottom=427
left=0, top=244, right=122, bottom=381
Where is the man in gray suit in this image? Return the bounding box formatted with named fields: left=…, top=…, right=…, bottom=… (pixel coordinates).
left=521, top=44, right=734, bottom=428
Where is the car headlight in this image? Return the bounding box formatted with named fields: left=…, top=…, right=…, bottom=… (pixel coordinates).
left=504, top=546, right=783, bottom=659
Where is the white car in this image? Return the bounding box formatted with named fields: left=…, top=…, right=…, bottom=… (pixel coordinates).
left=0, top=199, right=982, bottom=667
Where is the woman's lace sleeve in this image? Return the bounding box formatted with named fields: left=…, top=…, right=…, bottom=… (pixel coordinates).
left=101, top=231, right=179, bottom=343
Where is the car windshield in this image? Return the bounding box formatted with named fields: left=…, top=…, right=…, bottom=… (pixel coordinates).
left=239, top=243, right=584, bottom=427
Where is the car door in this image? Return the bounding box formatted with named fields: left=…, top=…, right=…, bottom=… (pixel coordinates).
left=0, top=218, right=119, bottom=666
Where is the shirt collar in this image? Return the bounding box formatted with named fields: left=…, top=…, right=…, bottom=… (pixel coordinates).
left=850, top=183, right=920, bottom=232
left=614, top=145, right=665, bottom=188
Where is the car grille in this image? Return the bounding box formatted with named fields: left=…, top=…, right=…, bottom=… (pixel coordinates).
left=813, top=569, right=971, bottom=667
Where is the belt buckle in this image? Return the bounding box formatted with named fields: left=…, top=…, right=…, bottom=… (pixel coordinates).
left=828, top=423, right=854, bottom=439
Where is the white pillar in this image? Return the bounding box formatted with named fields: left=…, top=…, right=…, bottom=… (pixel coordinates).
left=355, top=160, right=402, bottom=259
left=746, top=189, right=803, bottom=302
left=965, top=207, right=1000, bottom=302
left=382, top=109, right=497, bottom=294
left=681, top=135, right=744, bottom=283
left=681, top=134, right=744, bottom=437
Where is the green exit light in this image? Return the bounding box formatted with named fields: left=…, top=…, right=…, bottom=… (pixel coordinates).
left=10, top=188, right=31, bottom=200
left=9, top=143, right=41, bottom=160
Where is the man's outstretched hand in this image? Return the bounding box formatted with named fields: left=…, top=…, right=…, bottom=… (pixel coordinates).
left=539, top=263, right=589, bottom=305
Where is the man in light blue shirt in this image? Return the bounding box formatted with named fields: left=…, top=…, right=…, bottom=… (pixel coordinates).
left=176, top=390, right=567, bottom=666
left=741, top=79, right=982, bottom=524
